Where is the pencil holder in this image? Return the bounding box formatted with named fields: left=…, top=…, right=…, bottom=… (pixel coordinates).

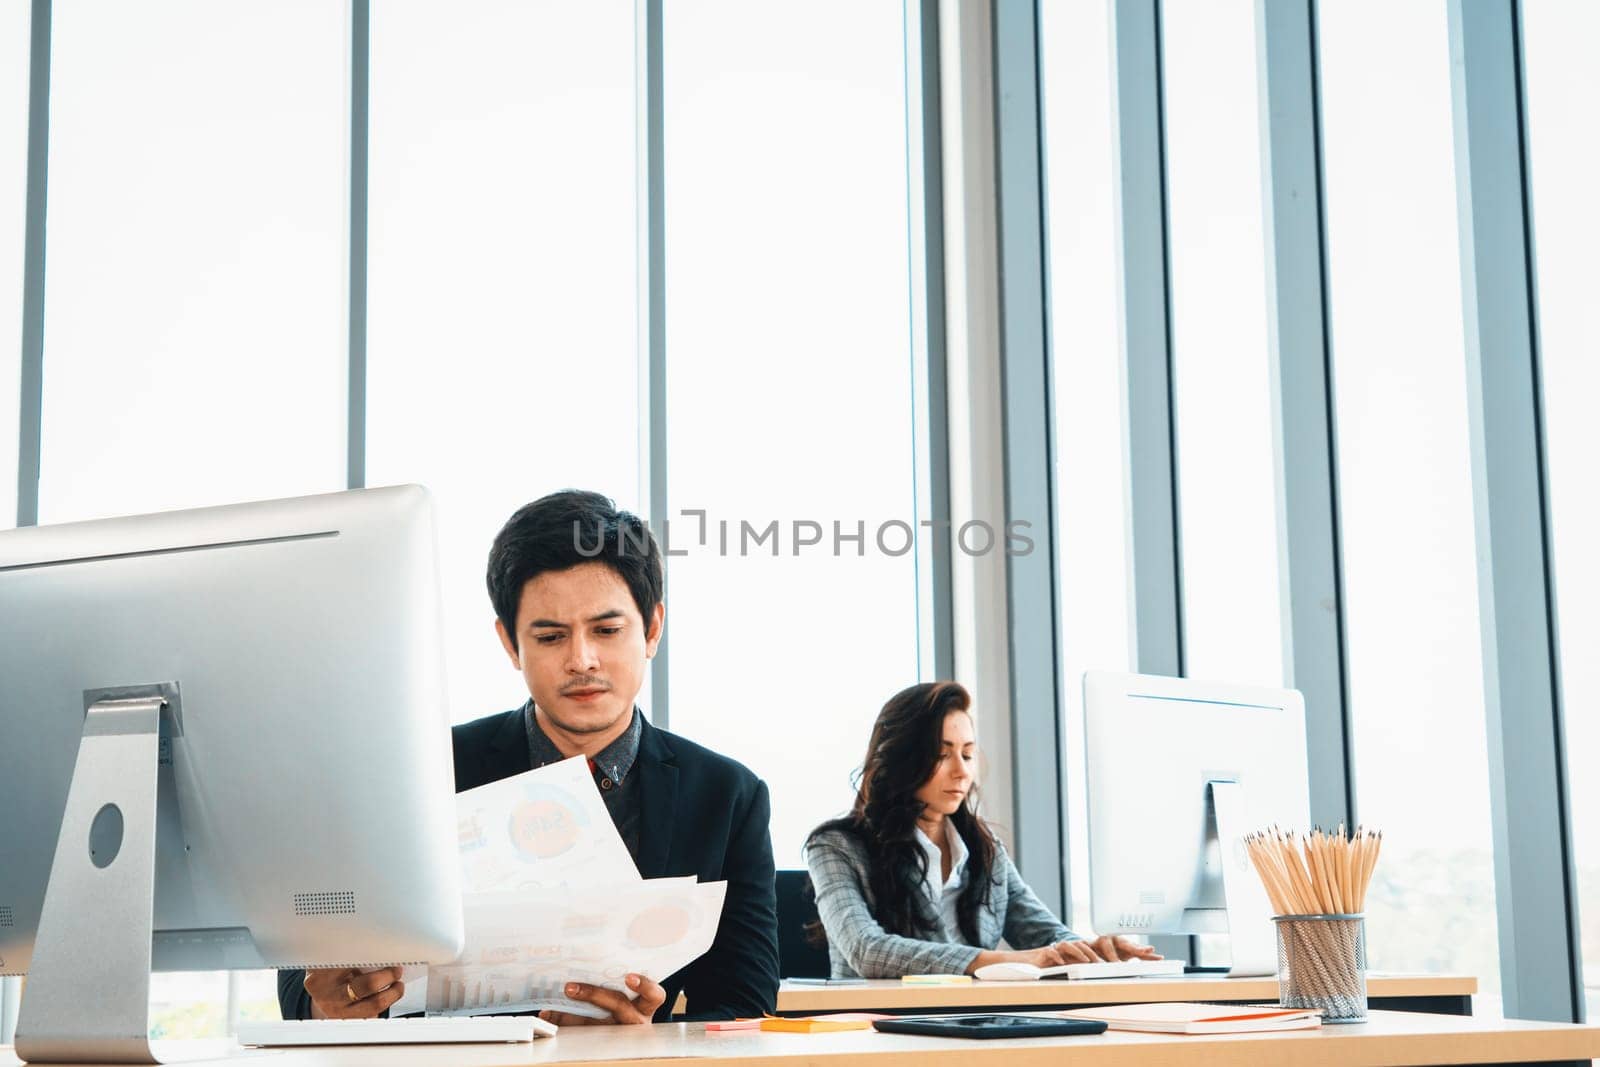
left=1273, top=914, right=1367, bottom=1023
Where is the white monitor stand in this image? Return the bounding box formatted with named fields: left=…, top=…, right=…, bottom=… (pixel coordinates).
left=1209, top=779, right=1278, bottom=978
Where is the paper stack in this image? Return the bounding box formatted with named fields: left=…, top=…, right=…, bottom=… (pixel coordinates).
left=392, top=756, right=725, bottom=1019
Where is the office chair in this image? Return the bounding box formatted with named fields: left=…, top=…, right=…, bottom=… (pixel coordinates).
left=774, top=870, right=832, bottom=979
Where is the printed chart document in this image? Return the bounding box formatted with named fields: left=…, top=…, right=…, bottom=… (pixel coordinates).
left=455, top=755, right=639, bottom=890
left=426, top=879, right=727, bottom=1016
left=388, top=756, right=725, bottom=1019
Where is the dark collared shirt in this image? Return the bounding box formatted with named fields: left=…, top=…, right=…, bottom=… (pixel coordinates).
left=523, top=701, right=644, bottom=860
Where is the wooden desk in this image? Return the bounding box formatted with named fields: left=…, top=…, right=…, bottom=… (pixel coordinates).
left=5, top=1009, right=1594, bottom=1067
left=777, top=972, right=1480, bottom=1017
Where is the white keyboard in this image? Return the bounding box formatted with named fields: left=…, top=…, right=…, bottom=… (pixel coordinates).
left=236, top=1015, right=557, bottom=1046
left=1058, top=958, right=1187, bottom=980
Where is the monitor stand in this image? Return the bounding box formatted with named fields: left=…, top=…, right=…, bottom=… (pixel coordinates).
left=1207, top=779, right=1277, bottom=978
left=14, top=685, right=206, bottom=1065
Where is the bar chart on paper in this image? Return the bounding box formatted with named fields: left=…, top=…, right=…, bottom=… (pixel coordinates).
left=437, top=974, right=546, bottom=1012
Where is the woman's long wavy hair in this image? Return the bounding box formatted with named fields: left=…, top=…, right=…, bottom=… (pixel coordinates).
left=807, top=681, right=998, bottom=945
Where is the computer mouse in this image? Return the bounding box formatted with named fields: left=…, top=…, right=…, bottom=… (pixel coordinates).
left=973, top=961, right=1042, bottom=982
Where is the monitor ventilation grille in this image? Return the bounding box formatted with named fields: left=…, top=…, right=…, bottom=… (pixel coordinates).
left=293, top=891, right=356, bottom=917
left=0, top=905, right=12, bottom=927
left=279, top=959, right=426, bottom=971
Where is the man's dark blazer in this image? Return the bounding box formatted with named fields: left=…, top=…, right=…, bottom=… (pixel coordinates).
left=278, top=707, right=780, bottom=1022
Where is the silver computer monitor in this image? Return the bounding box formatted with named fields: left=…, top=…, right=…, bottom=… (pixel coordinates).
left=1082, top=670, right=1310, bottom=976
left=0, top=486, right=464, bottom=1061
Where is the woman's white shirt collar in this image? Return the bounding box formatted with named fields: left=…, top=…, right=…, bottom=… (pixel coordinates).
left=914, top=818, right=971, bottom=943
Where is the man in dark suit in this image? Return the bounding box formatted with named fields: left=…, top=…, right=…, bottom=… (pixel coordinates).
left=279, top=490, right=779, bottom=1024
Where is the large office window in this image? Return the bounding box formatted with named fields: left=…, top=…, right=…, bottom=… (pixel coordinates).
left=1319, top=1, right=1501, bottom=996
left=34, top=0, right=349, bottom=1034
left=1039, top=0, right=1128, bottom=934
left=1162, top=0, right=1283, bottom=689
left=662, top=0, right=919, bottom=866
left=1522, top=0, right=1600, bottom=1019
left=1, top=0, right=26, bottom=527
left=365, top=1, right=640, bottom=726
left=36, top=1, right=347, bottom=525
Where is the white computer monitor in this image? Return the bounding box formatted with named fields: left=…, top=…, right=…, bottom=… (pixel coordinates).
left=1082, top=671, right=1310, bottom=976
left=0, top=486, right=464, bottom=1062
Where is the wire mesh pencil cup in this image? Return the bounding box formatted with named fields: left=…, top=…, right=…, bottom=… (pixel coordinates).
left=1274, top=914, right=1367, bottom=1022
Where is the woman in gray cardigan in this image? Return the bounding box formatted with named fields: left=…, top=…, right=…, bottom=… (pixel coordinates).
left=804, top=681, right=1158, bottom=979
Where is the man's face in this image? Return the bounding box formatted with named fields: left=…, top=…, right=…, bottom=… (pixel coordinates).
left=496, top=562, right=663, bottom=738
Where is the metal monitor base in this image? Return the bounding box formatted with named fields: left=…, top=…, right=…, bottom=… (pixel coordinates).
left=14, top=686, right=218, bottom=1065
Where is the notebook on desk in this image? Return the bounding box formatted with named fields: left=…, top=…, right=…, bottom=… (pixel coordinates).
left=1059, top=1002, right=1321, bottom=1034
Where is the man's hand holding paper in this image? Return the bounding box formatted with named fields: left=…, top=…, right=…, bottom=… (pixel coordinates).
left=544, top=975, right=666, bottom=1026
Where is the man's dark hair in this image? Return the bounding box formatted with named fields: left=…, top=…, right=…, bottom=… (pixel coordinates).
left=487, top=490, right=663, bottom=651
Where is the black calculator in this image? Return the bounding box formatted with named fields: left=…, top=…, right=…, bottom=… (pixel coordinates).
left=872, top=1014, right=1109, bottom=1039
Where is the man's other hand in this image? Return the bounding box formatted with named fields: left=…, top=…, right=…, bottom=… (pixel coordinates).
left=538, top=974, right=666, bottom=1026
left=303, top=966, right=406, bottom=1019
